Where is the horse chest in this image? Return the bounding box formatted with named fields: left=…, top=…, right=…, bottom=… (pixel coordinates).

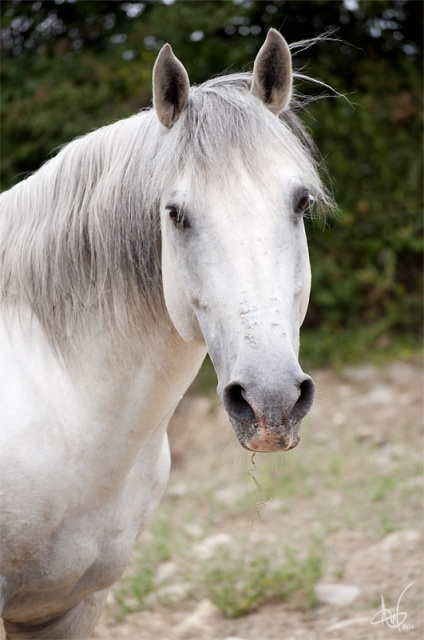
left=2, top=445, right=170, bottom=620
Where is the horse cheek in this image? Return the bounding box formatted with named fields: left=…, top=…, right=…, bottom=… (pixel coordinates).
left=161, top=233, right=203, bottom=343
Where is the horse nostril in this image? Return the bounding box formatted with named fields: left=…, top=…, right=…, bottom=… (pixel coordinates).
left=223, top=384, right=256, bottom=423
left=223, top=377, right=315, bottom=426
left=290, top=378, right=315, bottom=422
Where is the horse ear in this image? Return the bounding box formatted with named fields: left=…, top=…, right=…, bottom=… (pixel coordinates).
left=251, top=29, right=292, bottom=115
left=153, top=44, right=190, bottom=129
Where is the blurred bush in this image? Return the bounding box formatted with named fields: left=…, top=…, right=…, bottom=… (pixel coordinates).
left=304, top=53, right=422, bottom=352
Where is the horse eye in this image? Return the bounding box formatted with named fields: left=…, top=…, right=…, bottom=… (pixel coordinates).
left=168, top=207, right=189, bottom=229
left=295, top=192, right=311, bottom=214
left=168, top=208, right=180, bottom=223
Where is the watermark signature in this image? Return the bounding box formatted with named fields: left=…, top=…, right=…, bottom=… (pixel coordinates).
left=371, top=581, right=415, bottom=631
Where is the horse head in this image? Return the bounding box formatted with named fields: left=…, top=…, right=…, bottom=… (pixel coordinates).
left=153, top=29, right=316, bottom=453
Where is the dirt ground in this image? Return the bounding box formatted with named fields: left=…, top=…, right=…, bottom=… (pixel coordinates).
left=0, top=364, right=421, bottom=640
left=92, top=358, right=423, bottom=640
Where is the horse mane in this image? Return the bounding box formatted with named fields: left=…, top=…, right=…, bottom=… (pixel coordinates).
left=0, top=67, right=333, bottom=355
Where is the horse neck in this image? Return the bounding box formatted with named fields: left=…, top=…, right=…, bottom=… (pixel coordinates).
left=2, top=304, right=205, bottom=469
left=73, top=320, right=206, bottom=431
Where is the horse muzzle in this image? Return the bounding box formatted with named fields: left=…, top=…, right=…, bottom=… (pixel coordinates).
left=221, top=375, right=315, bottom=453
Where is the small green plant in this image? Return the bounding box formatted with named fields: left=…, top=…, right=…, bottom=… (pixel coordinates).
left=202, top=544, right=322, bottom=618
left=113, top=518, right=176, bottom=615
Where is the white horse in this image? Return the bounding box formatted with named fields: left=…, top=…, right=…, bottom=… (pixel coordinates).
left=0, top=30, right=332, bottom=639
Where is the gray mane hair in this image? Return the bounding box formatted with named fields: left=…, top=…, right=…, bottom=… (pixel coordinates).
left=0, top=66, right=334, bottom=356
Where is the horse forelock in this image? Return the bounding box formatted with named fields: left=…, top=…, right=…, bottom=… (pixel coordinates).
left=0, top=70, right=333, bottom=356
left=175, top=73, right=333, bottom=206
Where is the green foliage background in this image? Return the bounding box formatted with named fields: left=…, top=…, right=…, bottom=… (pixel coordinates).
left=1, top=0, right=422, bottom=365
